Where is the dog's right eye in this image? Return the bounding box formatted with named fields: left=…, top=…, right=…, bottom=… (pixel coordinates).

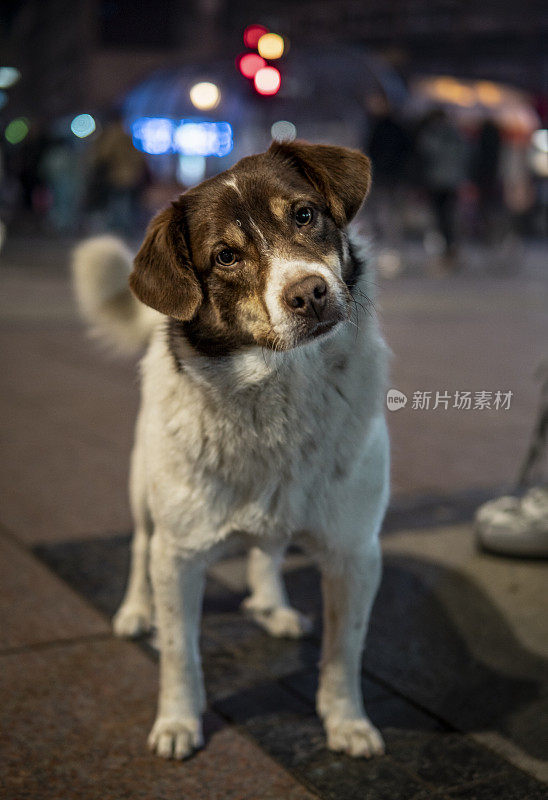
left=295, top=206, right=313, bottom=227
left=216, top=248, right=238, bottom=267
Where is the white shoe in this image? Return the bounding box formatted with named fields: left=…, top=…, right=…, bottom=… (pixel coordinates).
left=475, top=487, right=548, bottom=557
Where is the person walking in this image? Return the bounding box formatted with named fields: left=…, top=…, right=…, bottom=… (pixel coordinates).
left=471, top=118, right=502, bottom=242
left=88, top=113, right=147, bottom=236
left=366, top=94, right=412, bottom=276
left=416, top=108, right=468, bottom=269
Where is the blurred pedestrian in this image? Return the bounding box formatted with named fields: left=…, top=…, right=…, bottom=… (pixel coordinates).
left=87, top=112, right=147, bottom=236
left=17, top=122, right=49, bottom=227
left=368, top=95, right=411, bottom=187
left=501, top=141, right=536, bottom=238
left=39, top=136, right=84, bottom=233
left=366, top=94, right=412, bottom=276
left=0, top=142, right=6, bottom=251
left=416, top=108, right=468, bottom=269
left=471, top=118, right=501, bottom=242
left=0, top=139, right=21, bottom=242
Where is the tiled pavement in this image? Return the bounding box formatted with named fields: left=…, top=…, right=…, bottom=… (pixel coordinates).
left=1, top=236, right=548, bottom=799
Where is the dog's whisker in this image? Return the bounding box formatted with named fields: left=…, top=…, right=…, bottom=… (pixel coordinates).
left=347, top=315, right=360, bottom=333
left=352, top=288, right=376, bottom=316
left=353, top=301, right=370, bottom=320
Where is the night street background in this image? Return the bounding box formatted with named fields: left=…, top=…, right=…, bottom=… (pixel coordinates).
left=1, top=2, right=547, bottom=798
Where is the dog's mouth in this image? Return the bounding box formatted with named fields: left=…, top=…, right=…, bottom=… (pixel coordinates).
left=307, top=318, right=340, bottom=339
left=266, top=313, right=347, bottom=352
left=306, top=301, right=351, bottom=339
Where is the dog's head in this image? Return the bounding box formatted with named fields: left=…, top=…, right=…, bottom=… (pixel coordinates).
left=130, top=141, right=371, bottom=355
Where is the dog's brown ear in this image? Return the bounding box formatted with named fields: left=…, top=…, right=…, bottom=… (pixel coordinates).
left=129, top=200, right=202, bottom=321
left=269, top=140, right=371, bottom=226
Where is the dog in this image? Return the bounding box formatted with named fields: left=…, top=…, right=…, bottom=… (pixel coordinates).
left=73, top=140, right=390, bottom=761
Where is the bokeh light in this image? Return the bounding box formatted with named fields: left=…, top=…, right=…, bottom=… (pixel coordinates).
left=271, top=120, right=296, bottom=142
left=257, top=33, right=285, bottom=60
left=531, top=128, right=548, bottom=154
left=5, top=117, right=29, bottom=144
left=254, top=66, right=281, bottom=96
left=475, top=81, right=503, bottom=106
left=0, top=90, right=7, bottom=111
left=238, top=53, right=266, bottom=79
left=131, top=119, right=233, bottom=157
left=0, top=67, right=21, bottom=89
left=189, top=82, right=221, bottom=111
left=177, top=155, right=207, bottom=186
left=70, top=113, right=96, bottom=138
left=132, top=118, right=174, bottom=154
left=173, top=121, right=233, bottom=157
left=243, top=24, right=268, bottom=49
left=530, top=129, right=548, bottom=176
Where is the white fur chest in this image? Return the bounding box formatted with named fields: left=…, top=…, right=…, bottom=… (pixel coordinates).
left=138, top=315, right=388, bottom=552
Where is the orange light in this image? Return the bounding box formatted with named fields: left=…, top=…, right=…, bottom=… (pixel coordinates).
left=475, top=81, right=503, bottom=106
left=257, top=33, right=284, bottom=60
left=254, top=66, right=281, bottom=96
left=243, top=24, right=268, bottom=49
left=238, top=53, right=266, bottom=79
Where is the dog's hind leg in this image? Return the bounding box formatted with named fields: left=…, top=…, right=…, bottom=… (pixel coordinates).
left=113, top=427, right=153, bottom=638
left=241, top=546, right=312, bottom=638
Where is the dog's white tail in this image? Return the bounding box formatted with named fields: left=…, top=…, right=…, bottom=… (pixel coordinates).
left=72, top=235, right=159, bottom=353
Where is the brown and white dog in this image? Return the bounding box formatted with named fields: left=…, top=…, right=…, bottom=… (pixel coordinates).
left=73, top=141, right=390, bottom=760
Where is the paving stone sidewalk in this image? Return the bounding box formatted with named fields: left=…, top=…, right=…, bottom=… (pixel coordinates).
left=2, top=520, right=547, bottom=800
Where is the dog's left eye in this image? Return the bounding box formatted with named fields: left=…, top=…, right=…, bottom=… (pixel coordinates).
left=216, top=248, right=238, bottom=266
left=295, top=207, right=313, bottom=227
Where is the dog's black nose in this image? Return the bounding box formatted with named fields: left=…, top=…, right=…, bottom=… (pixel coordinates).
left=282, top=275, right=328, bottom=320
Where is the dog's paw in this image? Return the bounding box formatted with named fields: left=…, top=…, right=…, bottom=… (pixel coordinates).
left=147, top=716, right=203, bottom=760
left=325, top=717, right=385, bottom=758
left=112, top=602, right=152, bottom=638
left=242, top=601, right=312, bottom=638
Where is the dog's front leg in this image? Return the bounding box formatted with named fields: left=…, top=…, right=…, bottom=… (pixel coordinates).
left=317, top=542, right=384, bottom=758
left=148, top=529, right=206, bottom=760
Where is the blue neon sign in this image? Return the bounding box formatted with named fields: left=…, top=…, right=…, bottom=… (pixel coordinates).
left=131, top=118, right=233, bottom=157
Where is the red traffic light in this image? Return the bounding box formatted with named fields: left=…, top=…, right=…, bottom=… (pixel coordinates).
left=243, top=24, right=268, bottom=49
left=237, top=53, right=266, bottom=79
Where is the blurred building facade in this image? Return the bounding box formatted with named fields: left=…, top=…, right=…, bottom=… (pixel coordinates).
left=0, top=0, right=546, bottom=243
left=1, top=0, right=547, bottom=123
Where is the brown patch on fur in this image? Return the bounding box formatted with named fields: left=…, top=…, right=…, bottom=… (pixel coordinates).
left=269, top=141, right=371, bottom=227
left=223, top=223, right=247, bottom=249
left=269, top=196, right=288, bottom=220
left=130, top=203, right=202, bottom=321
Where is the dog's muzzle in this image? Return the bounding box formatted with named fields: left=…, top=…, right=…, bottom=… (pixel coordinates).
left=282, top=274, right=348, bottom=340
